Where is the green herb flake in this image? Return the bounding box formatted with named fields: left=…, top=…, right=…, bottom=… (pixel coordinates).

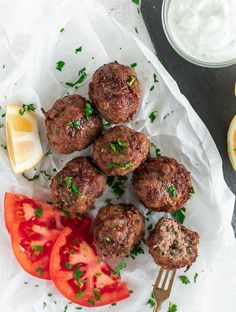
left=103, top=122, right=112, bottom=129
left=40, top=170, right=52, bottom=181
left=105, top=198, right=112, bottom=204
left=194, top=273, right=198, bottom=283
left=189, top=187, right=195, bottom=196
left=107, top=163, right=116, bottom=170
left=35, top=208, right=43, bottom=217
left=64, top=305, right=68, bottom=312
left=132, top=0, right=140, bottom=4
left=68, top=119, right=80, bottom=129
left=126, top=244, right=144, bottom=260
left=56, top=60, right=65, bottom=71
left=65, top=262, right=73, bottom=269
left=45, top=149, right=52, bottom=156
left=130, top=63, right=137, bottom=68
left=147, top=224, right=153, bottom=232
left=146, top=292, right=155, bottom=307
left=75, top=46, right=82, bottom=54
left=75, top=308, right=83, bottom=310
left=66, top=68, right=87, bottom=88
left=95, top=273, right=102, bottom=278
left=134, top=26, right=139, bottom=34
left=19, top=103, right=36, bottom=116
left=22, top=172, right=40, bottom=181
left=60, top=28, right=64, bottom=32
left=166, top=185, right=176, bottom=197
left=153, top=73, right=159, bottom=83
left=178, top=275, right=190, bottom=285
left=150, top=85, right=155, bottom=91
left=36, top=267, right=44, bottom=276
left=32, top=245, right=43, bottom=252
left=0, top=124, right=4, bottom=128
left=111, top=303, right=117, bottom=306
left=171, top=207, right=186, bottom=224
left=113, top=260, right=126, bottom=277
left=1, top=144, right=7, bottom=150
left=2, top=112, right=6, bottom=118
left=43, top=302, right=46, bottom=309
left=87, top=299, right=95, bottom=305
left=48, top=293, right=52, bottom=297
left=149, top=111, right=157, bottom=123
left=120, top=162, right=133, bottom=170
left=74, top=266, right=83, bottom=282
left=127, top=75, right=136, bottom=87
left=167, top=302, right=178, bottom=312
left=85, top=102, right=94, bottom=121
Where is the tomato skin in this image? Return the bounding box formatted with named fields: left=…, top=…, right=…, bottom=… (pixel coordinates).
left=50, top=227, right=130, bottom=307
left=5, top=193, right=92, bottom=280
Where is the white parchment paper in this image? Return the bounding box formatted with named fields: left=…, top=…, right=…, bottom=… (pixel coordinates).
left=0, top=1, right=236, bottom=311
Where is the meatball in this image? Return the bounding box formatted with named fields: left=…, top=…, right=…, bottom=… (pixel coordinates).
left=93, top=204, right=145, bottom=258
left=50, top=157, right=106, bottom=213
left=44, top=94, right=103, bottom=154
left=146, top=218, right=199, bottom=270
left=89, top=61, right=141, bottom=123
left=132, top=156, right=192, bottom=212
left=92, top=125, right=150, bottom=176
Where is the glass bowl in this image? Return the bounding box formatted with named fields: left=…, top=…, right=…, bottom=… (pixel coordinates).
left=161, top=0, right=236, bottom=68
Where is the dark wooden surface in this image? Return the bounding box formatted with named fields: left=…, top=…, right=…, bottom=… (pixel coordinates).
left=141, top=0, right=236, bottom=233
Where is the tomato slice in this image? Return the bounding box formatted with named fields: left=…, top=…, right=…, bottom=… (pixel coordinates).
left=50, top=227, right=130, bottom=307
left=4, top=193, right=91, bottom=279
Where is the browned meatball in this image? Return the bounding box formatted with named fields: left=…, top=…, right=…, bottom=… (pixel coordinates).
left=44, top=94, right=103, bottom=154
left=92, top=125, right=150, bottom=176
left=132, top=156, right=192, bottom=212
left=89, top=62, right=141, bottom=123
left=146, top=218, right=199, bottom=270
left=93, top=204, right=145, bottom=258
left=50, top=157, right=106, bottom=213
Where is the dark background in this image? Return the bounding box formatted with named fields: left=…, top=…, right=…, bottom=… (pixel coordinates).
left=141, top=0, right=236, bottom=233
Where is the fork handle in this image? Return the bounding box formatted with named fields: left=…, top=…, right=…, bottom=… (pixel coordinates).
left=153, top=302, right=161, bottom=312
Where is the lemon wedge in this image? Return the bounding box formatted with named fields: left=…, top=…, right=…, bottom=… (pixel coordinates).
left=227, top=114, right=236, bottom=171
left=6, top=104, right=43, bottom=174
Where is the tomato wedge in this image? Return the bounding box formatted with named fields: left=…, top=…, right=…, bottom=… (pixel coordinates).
left=4, top=193, right=91, bottom=279
left=50, top=227, right=130, bottom=307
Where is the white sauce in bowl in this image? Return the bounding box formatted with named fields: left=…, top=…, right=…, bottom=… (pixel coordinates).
left=168, top=0, right=236, bottom=63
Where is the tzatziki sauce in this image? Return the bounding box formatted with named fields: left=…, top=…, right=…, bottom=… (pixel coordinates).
left=167, top=0, right=236, bottom=63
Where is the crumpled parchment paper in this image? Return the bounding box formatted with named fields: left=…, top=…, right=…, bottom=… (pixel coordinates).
left=0, top=1, right=236, bottom=311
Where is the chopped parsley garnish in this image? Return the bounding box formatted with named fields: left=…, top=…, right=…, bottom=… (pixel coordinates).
left=111, top=303, right=117, bottom=306
left=65, top=176, right=81, bottom=195
left=103, top=122, right=112, bottom=129
left=68, top=119, right=80, bottom=129
left=134, top=27, right=139, bottom=34
left=106, top=163, right=116, bottom=170
left=189, top=187, right=195, bottom=196
left=63, top=306, right=68, bottom=312
left=45, top=149, right=52, bottom=156
left=0, top=124, right=4, bottom=128
left=66, top=67, right=87, bottom=88
left=149, top=111, right=157, bottom=123
left=75, top=291, right=85, bottom=299
left=107, top=175, right=128, bottom=198
left=36, top=267, right=44, bottom=275
left=127, top=75, right=136, bottom=87
left=132, top=0, right=140, bottom=4
left=109, top=140, right=127, bottom=154
left=147, top=224, right=153, bottom=232
left=120, top=162, right=133, bottom=170
left=105, top=198, right=112, bottom=204
left=60, top=28, right=64, bottom=32
left=40, top=170, right=52, bottom=181
left=171, top=207, right=186, bottom=224
left=56, top=61, right=65, bottom=71
left=146, top=292, right=155, bottom=307
left=153, top=73, right=159, bottom=83
left=2, top=112, right=6, bottom=118
left=75, top=308, right=83, bottom=310
left=48, top=293, right=52, bottom=297
left=150, top=142, right=161, bottom=156
left=1, top=144, right=7, bottom=150
left=19, top=103, right=36, bottom=116
left=43, top=302, right=46, bottom=308
left=32, top=245, right=43, bottom=252
left=150, top=85, right=155, bottom=91
left=178, top=275, right=190, bottom=284
left=35, top=208, right=43, bottom=217
left=166, top=185, right=176, bottom=197
left=95, top=273, right=102, bottom=278
left=167, top=302, right=177, bottom=312
left=87, top=299, right=95, bottom=305
left=75, top=46, right=82, bottom=54
left=74, top=266, right=83, bottom=282
left=126, top=244, right=144, bottom=260
left=64, top=262, right=73, bottom=269
left=85, top=102, right=94, bottom=121
left=130, top=63, right=137, bottom=68
left=113, top=260, right=126, bottom=277
left=194, top=273, right=198, bottom=283
left=22, top=172, right=40, bottom=181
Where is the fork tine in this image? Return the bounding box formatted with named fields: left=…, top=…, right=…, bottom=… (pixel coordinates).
left=161, top=269, right=170, bottom=290
left=167, top=269, right=176, bottom=292
left=154, top=267, right=164, bottom=288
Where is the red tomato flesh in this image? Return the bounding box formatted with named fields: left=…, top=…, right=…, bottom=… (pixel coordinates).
left=50, top=227, right=130, bottom=307
left=4, top=193, right=91, bottom=280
